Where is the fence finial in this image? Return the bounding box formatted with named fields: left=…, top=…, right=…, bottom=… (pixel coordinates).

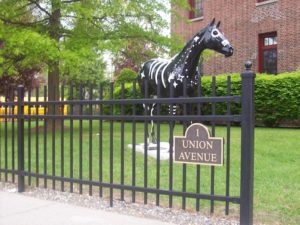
left=245, top=61, right=252, bottom=70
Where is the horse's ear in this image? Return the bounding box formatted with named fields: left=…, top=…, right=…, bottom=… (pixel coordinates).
left=216, top=21, right=221, bottom=28
left=210, top=18, right=215, bottom=26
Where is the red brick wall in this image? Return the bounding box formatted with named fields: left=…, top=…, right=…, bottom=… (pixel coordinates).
left=171, top=0, right=300, bottom=75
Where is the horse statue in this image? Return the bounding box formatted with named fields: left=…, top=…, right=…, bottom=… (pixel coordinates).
left=138, top=19, right=234, bottom=144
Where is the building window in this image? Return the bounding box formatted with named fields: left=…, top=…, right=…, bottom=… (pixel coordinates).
left=259, top=32, right=277, bottom=74
left=189, top=0, right=203, bottom=19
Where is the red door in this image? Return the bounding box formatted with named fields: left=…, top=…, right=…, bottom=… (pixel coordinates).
left=258, top=32, right=278, bottom=74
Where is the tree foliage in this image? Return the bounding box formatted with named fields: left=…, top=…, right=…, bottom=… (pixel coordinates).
left=113, top=39, right=163, bottom=75
left=0, top=0, right=184, bottom=90
left=0, top=66, right=43, bottom=98
left=115, top=68, right=137, bottom=85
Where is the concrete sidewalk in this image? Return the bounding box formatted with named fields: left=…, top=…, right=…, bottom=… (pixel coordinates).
left=0, top=191, right=174, bottom=225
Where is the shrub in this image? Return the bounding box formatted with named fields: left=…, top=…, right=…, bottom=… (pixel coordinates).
left=112, top=82, right=143, bottom=115
left=254, top=71, right=300, bottom=126
left=200, top=73, right=241, bottom=117
left=108, top=70, right=300, bottom=127
left=104, top=68, right=142, bottom=115
left=115, top=68, right=138, bottom=85
left=200, top=71, right=300, bottom=127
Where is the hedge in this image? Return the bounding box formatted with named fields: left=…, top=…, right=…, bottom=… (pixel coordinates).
left=200, top=71, right=300, bottom=126
left=112, top=71, right=300, bottom=127
left=113, top=82, right=143, bottom=115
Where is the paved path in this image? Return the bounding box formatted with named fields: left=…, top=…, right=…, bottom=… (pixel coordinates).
left=0, top=191, right=174, bottom=225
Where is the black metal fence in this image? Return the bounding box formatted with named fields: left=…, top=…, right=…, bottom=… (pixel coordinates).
left=0, top=63, right=255, bottom=225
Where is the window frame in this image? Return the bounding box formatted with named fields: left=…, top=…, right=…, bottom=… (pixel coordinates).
left=256, top=0, right=278, bottom=7
left=258, top=32, right=278, bottom=74
left=189, top=0, right=203, bottom=20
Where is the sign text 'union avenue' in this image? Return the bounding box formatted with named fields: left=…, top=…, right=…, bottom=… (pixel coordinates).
left=174, top=123, right=224, bottom=166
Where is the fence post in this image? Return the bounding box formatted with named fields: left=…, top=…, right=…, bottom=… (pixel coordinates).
left=240, top=61, right=255, bottom=225
left=17, top=85, right=25, bottom=192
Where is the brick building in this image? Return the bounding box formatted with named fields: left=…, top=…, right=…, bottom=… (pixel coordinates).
left=171, top=0, right=300, bottom=75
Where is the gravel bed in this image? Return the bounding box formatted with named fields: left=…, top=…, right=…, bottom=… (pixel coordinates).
left=0, top=182, right=239, bottom=225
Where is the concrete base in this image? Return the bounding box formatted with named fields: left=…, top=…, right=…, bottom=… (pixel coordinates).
left=128, top=142, right=170, bottom=160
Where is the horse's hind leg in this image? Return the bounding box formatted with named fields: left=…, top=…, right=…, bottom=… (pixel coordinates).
left=150, top=103, right=157, bottom=144
left=143, top=102, right=157, bottom=144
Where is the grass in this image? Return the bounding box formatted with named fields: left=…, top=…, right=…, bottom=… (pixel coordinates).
left=0, top=120, right=299, bottom=224
left=253, top=128, right=300, bottom=224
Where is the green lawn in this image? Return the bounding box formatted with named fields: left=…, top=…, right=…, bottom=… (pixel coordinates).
left=0, top=121, right=299, bottom=224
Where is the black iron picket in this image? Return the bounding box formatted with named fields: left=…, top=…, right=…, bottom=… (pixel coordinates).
left=0, top=63, right=255, bottom=225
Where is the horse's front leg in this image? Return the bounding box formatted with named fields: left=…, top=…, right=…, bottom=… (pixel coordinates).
left=168, top=104, right=176, bottom=152
left=186, top=103, right=194, bottom=126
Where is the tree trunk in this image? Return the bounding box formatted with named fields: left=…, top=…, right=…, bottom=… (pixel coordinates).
left=47, top=0, right=61, bottom=129
left=48, top=61, right=60, bottom=109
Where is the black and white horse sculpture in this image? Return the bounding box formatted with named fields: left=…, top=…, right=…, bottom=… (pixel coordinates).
left=138, top=19, right=234, bottom=144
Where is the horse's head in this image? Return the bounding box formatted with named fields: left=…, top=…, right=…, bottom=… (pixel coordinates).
left=202, top=18, right=234, bottom=57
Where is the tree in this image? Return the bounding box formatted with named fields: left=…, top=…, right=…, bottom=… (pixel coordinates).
left=0, top=0, right=188, bottom=127
left=0, top=67, right=42, bottom=99
left=0, top=0, right=182, bottom=87
left=113, top=39, right=160, bottom=75
left=115, top=68, right=137, bottom=85
left=0, top=18, right=56, bottom=96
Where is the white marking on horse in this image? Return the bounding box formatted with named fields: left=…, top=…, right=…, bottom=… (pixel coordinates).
left=193, top=36, right=200, bottom=42
left=168, top=72, right=175, bottom=83
left=222, top=39, right=229, bottom=46
left=150, top=61, right=161, bottom=79
left=149, top=60, right=158, bottom=78
left=160, top=54, right=177, bottom=88
left=155, top=61, right=168, bottom=84
left=177, top=75, right=184, bottom=82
